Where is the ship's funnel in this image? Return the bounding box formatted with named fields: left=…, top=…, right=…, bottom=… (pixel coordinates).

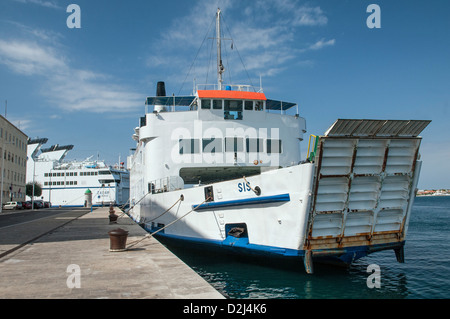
left=156, top=81, right=166, bottom=97
left=155, top=81, right=167, bottom=112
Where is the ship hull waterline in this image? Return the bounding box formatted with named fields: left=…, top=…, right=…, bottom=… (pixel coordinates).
left=146, top=227, right=406, bottom=270
left=129, top=153, right=420, bottom=273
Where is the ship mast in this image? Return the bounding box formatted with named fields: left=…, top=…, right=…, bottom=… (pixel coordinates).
left=216, top=8, right=224, bottom=90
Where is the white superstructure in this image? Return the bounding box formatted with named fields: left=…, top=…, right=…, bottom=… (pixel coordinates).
left=27, top=138, right=129, bottom=207
left=127, top=9, right=430, bottom=273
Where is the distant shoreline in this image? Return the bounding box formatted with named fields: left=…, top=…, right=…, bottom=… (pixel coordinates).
left=417, top=194, right=450, bottom=197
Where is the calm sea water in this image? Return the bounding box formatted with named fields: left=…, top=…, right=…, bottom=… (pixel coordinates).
left=160, top=196, right=450, bottom=299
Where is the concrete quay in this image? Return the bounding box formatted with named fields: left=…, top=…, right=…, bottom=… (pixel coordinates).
left=0, top=207, right=224, bottom=299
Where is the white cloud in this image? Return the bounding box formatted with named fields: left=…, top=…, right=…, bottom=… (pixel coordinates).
left=12, top=0, right=61, bottom=10
left=145, top=0, right=333, bottom=90
left=7, top=118, right=33, bottom=131
left=7, top=21, right=64, bottom=44
left=243, top=0, right=328, bottom=26
left=0, top=39, right=65, bottom=75
left=308, top=38, right=336, bottom=50
left=45, top=71, right=142, bottom=113
left=0, top=38, right=142, bottom=113
left=229, top=24, right=292, bottom=52
left=161, top=0, right=233, bottom=46
left=292, top=5, right=328, bottom=26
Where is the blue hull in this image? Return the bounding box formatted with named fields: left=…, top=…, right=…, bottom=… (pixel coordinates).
left=144, top=225, right=405, bottom=271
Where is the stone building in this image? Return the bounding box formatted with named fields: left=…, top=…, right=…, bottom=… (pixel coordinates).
left=0, top=115, right=28, bottom=206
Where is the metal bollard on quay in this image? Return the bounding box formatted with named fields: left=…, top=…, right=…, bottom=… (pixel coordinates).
left=108, top=204, right=118, bottom=224
left=108, top=228, right=129, bottom=252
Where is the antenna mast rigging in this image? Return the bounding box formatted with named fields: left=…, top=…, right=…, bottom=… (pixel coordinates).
left=216, top=8, right=225, bottom=90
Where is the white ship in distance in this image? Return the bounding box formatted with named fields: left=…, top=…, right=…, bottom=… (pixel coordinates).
left=27, top=138, right=129, bottom=207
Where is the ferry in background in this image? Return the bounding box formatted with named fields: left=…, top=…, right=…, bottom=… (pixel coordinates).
left=127, top=9, right=430, bottom=273
left=26, top=138, right=129, bottom=207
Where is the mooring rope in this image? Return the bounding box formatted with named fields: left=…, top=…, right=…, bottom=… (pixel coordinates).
left=125, top=196, right=211, bottom=250
left=243, top=175, right=261, bottom=195
left=146, top=194, right=184, bottom=222
left=126, top=191, right=152, bottom=214
left=118, top=197, right=130, bottom=211
left=118, top=193, right=184, bottom=222
left=242, top=176, right=256, bottom=192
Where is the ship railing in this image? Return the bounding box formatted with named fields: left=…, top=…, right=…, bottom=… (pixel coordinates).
left=196, top=83, right=263, bottom=93
left=149, top=176, right=185, bottom=194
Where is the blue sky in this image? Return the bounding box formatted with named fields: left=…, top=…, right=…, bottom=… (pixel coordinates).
left=0, top=0, right=448, bottom=189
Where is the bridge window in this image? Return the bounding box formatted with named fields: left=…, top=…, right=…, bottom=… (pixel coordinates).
left=201, top=99, right=211, bottom=109
left=224, top=100, right=243, bottom=120
left=244, top=100, right=253, bottom=110
left=255, top=101, right=264, bottom=111
left=213, top=99, right=222, bottom=109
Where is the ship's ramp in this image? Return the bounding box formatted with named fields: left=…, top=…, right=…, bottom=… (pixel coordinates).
left=304, top=119, right=430, bottom=255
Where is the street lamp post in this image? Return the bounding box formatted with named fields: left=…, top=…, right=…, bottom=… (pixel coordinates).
left=31, top=159, right=35, bottom=210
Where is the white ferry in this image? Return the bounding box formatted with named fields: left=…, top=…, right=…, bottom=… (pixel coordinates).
left=27, top=138, right=129, bottom=207
left=127, top=9, right=430, bottom=273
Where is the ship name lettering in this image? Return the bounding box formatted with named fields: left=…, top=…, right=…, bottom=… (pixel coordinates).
left=237, top=182, right=251, bottom=193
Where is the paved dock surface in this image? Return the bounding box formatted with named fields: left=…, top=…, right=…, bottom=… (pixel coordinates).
left=0, top=207, right=224, bottom=299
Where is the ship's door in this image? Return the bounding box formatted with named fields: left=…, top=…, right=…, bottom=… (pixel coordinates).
left=304, top=119, right=430, bottom=252
left=204, top=185, right=214, bottom=202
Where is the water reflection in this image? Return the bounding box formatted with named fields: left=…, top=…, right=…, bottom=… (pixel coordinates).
left=157, top=236, right=411, bottom=299
left=350, top=254, right=410, bottom=299
left=152, top=196, right=450, bottom=298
